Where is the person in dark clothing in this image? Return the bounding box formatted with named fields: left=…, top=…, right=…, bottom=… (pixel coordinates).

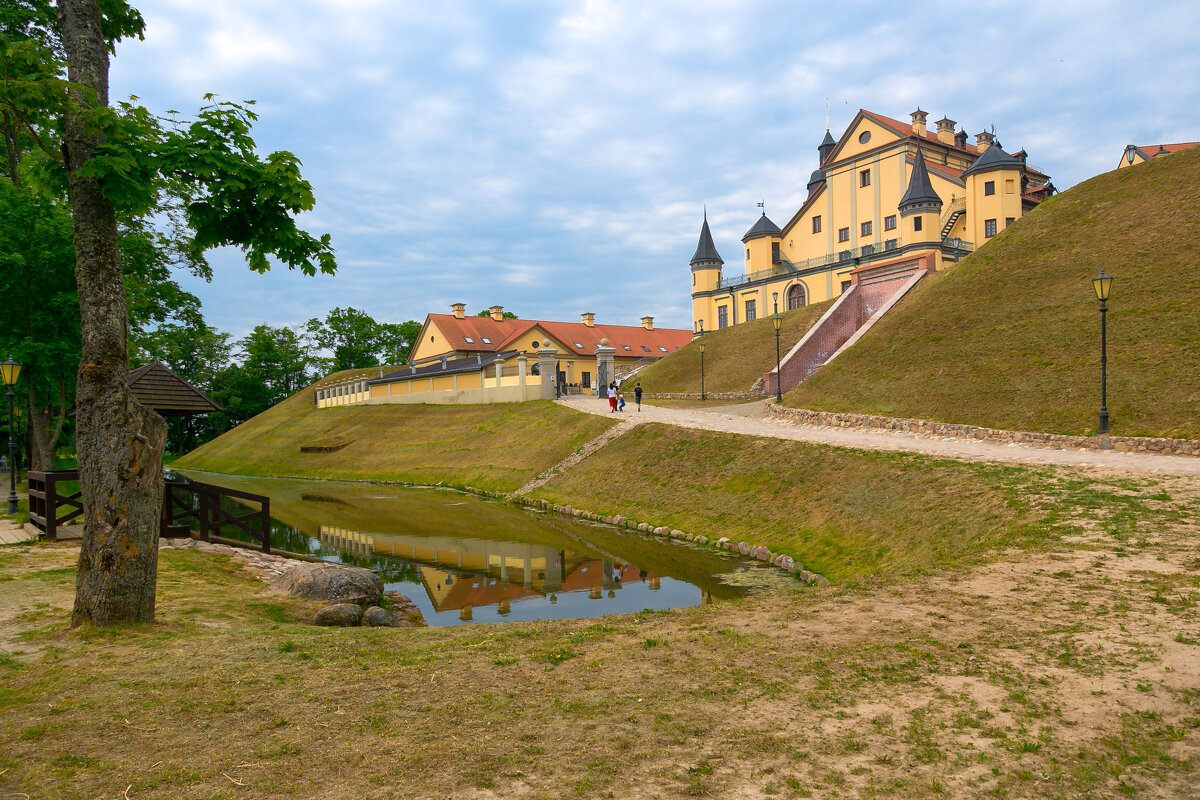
left=634, top=382, right=643, bottom=412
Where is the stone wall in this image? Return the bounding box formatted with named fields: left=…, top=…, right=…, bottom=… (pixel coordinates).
left=765, top=403, right=1200, bottom=457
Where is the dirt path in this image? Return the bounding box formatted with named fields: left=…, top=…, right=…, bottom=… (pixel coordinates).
left=557, top=396, right=1200, bottom=475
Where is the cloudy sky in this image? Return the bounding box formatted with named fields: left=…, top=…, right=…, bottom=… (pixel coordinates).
left=109, top=0, right=1200, bottom=335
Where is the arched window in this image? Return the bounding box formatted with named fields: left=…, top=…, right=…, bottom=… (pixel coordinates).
left=787, top=284, right=806, bottom=310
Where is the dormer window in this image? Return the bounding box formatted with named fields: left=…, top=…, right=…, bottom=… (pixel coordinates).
left=463, top=337, right=473, bottom=343
left=659, top=346, right=668, bottom=352
left=622, top=345, right=632, bottom=351
left=574, top=342, right=584, bottom=348
left=481, top=337, right=491, bottom=344
left=641, top=346, right=651, bottom=352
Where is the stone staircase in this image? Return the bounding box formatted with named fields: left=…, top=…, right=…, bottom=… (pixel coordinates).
left=764, top=251, right=936, bottom=397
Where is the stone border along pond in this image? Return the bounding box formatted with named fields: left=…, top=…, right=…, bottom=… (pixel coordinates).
left=476, top=488, right=828, bottom=587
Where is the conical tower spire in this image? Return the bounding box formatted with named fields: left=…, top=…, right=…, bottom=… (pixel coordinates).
left=690, top=208, right=723, bottom=267
left=898, top=145, right=942, bottom=217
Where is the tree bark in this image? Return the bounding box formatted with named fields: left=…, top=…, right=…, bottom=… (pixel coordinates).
left=59, top=0, right=165, bottom=626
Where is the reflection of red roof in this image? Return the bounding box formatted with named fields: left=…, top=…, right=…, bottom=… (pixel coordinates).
left=434, top=575, right=539, bottom=612
left=426, top=315, right=692, bottom=358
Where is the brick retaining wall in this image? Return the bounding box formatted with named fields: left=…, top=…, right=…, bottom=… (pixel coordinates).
left=765, top=403, right=1200, bottom=457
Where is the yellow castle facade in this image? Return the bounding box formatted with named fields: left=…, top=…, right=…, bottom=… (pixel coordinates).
left=691, top=108, right=1055, bottom=330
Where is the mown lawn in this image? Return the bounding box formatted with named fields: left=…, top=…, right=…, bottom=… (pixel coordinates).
left=1, top=470, right=1197, bottom=799
left=177, top=379, right=615, bottom=492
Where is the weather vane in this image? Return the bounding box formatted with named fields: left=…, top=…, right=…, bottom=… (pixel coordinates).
left=757, top=200, right=765, bottom=214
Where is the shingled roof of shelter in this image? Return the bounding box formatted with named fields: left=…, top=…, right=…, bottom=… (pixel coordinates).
left=127, top=361, right=222, bottom=416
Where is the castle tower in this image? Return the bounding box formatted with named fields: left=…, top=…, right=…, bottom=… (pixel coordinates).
left=741, top=211, right=782, bottom=277
left=690, top=211, right=723, bottom=330
left=898, top=146, right=942, bottom=244
left=962, top=137, right=1024, bottom=246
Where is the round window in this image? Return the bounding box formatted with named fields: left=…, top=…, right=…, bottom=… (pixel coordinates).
left=858, top=130, right=871, bottom=144
left=531, top=340, right=540, bottom=348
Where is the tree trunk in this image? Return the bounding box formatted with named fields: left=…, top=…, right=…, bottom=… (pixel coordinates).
left=26, top=377, right=70, bottom=471
left=59, top=0, right=166, bottom=626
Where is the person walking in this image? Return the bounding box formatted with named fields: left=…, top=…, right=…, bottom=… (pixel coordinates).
left=617, top=385, right=626, bottom=411
left=634, top=381, right=643, bottom=412
left=607, top=382, right=617, bottom=412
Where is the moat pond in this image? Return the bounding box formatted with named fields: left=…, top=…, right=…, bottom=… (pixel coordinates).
left=175, top=472, right=795, bottom=627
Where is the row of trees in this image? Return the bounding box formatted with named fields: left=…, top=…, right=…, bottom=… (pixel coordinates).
left=138, top=310, right=421, bottom=454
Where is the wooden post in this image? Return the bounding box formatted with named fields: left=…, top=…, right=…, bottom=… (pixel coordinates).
left=261, top=497, right=271, bottom=554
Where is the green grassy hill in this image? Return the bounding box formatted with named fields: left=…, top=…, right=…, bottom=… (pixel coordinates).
left=786, top=146, right=1200, bottom=438
left=175, top=369, right=615, bottom=492
left=633, top=301, right=830, bottom=394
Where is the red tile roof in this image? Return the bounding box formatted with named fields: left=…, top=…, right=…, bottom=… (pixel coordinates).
left=427, top=314, right=692, bottom=358
left=1137, top=142, right=1200, bottom=157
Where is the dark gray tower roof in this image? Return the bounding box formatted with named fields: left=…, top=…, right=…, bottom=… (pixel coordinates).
left=690, top=211, right=723, bottom=267
left=962, top=139, right=1023, bottom=178
left=898, top=148, right=943, bottom=216
left=742, top=212, right=781, bottom=243
left=807, top=167, right=826, bottom=194
left=818, top=129, right=836, bottom=164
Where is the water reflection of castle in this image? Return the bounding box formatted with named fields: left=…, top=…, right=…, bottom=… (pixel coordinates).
left=316, top=526, right=708, bottom=616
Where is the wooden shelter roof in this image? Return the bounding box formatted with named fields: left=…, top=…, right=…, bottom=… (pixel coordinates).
left=127, top=361, right=222, bottom=417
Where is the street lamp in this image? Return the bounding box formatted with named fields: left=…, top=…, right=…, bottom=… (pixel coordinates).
left=697, top=338, right=707, bottom=402
left=772, top=301, right=783, bottom=403
left=1, top=355, right=22, bottom=515
left=1092, top=270, right=1113, bottom=434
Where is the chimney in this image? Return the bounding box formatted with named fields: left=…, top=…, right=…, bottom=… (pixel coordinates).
left=640, top=316, right=654, bottom=331
left=910, top=108, right=928, bottom=137
left=581, top=312, right=595, bottom=327
left=440, top=356, right=448, bottom=369
left=489, top=305, right=504, bottom=321
left=975, top=131, right=995, bottom=150
left=954, top=129, right=968, bottom=148
left=935, top=117, right=956, bottom=145
left=451, top=302, right=466, bottom=319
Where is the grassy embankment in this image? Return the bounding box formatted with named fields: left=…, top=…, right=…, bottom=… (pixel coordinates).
left=2, top=470, right=1197, bottom=798
left=786, top=146, right=1200, bottom=439
left=529, top=422, right=1139, bottom=583
left=633, top=301, right=830, bottom=394
left=176, top=369, right=615, bottom=492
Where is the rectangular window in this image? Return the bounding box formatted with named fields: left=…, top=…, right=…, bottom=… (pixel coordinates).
left=913, top=216, right=923, bottom=232
left=985, top=218, right=997, bottom=237
left=860, top=169, right=871, bottom=187
left=812, top=215, right=822, bottom=233
left=884, top=215, right=896, bottom=231
left=840, top=280, right=852, bottom=293
left=1005, top=217, right=1015, bottom=228
left=838, top=227, right=850, bottom=242
left=1005, top=179, right=1015, bottom=194
left=861, top=221, right=872, bottom=237
left=885, top=238, right=898, bottom=250
left=717, top=306, right=728, bottom=329
left=744, top=299, right=757, bottom=322
left=771, top=242, right=780, bottom=263
left=984, top=180, right=996, bottom=196
left=745, top=248, right=750, bottom=260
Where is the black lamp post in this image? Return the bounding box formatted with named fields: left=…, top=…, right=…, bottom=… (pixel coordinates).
left=772, top=301, right=783, bottom=403
left=1092, top=270, right=1113, bottom=434
left=698, top=338, right=707, bottom=402
left=1, top=355, right=22, bottom=515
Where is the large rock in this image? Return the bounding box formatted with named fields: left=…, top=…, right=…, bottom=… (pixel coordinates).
left=363, top=606, right=401, bottom=628
left=314, top=603, right=363, bottom=627
left=275, top=563, right=383, bottom=605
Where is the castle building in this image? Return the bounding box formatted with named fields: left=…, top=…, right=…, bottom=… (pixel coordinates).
left=691, top=108, right=1054, bottom=330
left=1117, top=141, right=1199, bottom=169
